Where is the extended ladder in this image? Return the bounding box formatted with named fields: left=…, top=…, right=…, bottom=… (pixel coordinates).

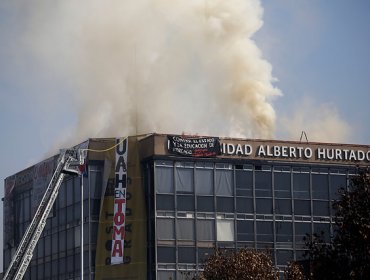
left=4, top=149, right=84, bottom=280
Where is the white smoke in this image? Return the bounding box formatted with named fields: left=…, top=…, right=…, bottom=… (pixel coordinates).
left=13, top=0, right=280, bottom=145
left=279, top=98, right=352, bottom=143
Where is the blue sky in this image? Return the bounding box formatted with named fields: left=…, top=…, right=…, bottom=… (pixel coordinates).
left=1, top=0, right=370, bottom=272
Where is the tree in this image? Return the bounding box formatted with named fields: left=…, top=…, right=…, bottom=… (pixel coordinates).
left=194, top=248, right=279, bottom=280
left=305, top=171, right=370, bottom=279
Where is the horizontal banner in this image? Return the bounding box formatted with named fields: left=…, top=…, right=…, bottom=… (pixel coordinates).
left=167, top=135, right=221, bottom=157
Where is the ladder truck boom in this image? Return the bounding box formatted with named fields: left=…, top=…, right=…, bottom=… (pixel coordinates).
left=4, top=149, right=84, bottom=280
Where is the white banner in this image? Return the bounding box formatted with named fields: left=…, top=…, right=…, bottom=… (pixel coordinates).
left=111, top=138, right=128, bottom=265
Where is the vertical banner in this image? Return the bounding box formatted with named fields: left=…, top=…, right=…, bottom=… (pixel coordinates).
left=95, top=136, right=147, bottom=279
left=111, top=138, right=128, bottom=264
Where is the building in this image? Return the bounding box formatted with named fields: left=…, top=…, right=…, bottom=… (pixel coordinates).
left=3, top=133, right=370, bottom=279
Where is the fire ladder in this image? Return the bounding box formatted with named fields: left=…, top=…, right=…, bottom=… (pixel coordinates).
left=4, top=149, right=85, bottom=280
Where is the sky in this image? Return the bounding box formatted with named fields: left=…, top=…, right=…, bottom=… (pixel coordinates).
left=1, top=0, right=370, bottom=273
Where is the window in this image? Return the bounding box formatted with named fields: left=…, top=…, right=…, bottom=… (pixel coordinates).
left=216, top=219, right=235, bottom=241
left=197, top=196, right=214, bottom=212
left=330, top=174, right=346, bottom=201
left=312, top=174, right=329, bottom=199
left=236, top=197, right=253, bottom=213
left=198, top=247, right=214, bottom=263
left=175, top=162, right=194, bottom=193
left=217, top=197, right=234, bottom=213
left=276, top=222, right=293, bottom=242
left=235, top=170, right=253, bottom=197
left=156, top=164, right=174, bottom=193
left=294, top=200, right=311, bottom=216
left=215, top=164, right=233, bottom=196
left=197, top=220, right=215, bottom=241
left=157, top=218, right=175, bottom=240
left=275, top=199, right=292, bottom=215
left=293, top=173, right=310, bottom=199
left=313, top=200, right=330, bottom=216
left=256, top=198, right=273, bottom=214
left=157, top=247, right=176, bottom=263
left=276, top=250, right=293, bottom=265
left=274, top=172, right=291, bottom=198
left=156, top=194, right=175, bottom=210
left=255, top=170, right=272, bottom=197
left=237, top=220, right=254, bottom=241
left=295, top=222, right=311, bottom=243
left=178, top=247, right=196, bottom=263
left=195, top=166, right=213, bottom=195
left=313, top=223, right=331, bottom=242
left=256, top=221, right=273, bottom=242
left=177, top=219, right=195, bottom=240
left=177, top=195, right=195, bottom=211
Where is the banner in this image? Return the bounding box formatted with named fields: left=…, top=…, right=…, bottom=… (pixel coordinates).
left=111, top=138, right=128, bottom=264
left=95, top=137, right=147, bottom=279
left=168, top=135, right=221, bottom=157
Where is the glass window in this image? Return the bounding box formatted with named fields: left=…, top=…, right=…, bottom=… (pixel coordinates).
left=275, top=199, right=292, bottom=215
left=313, top=223, right=331, bottom=242
left=67, top=205, right=74, bottom=224
left=274, top=172, right=291, bottom=198
left=293, top=173, right=310, bottom=199
left=45, top=235, right=51, bottom=256
left=197, top=220, right=215, bottom=241
left=177, top=219, right=195, bottom=240
left=217, top=197, right=234, bottom=213
left=236, top=197, right=253, bottom=214
left=89, top=168, right=103, bottom=199
left=216, top=219, right=234, bottom=241
left=177, top=195, right=195, bottom=211
left=52, top=233, right=58, bottom=255
left=256, top=198, right=273, bottom=214
left=294, top=200, right=311, bottom=216
left=178, top=247, right=196, bottom=263
left=215, top=168, right=233, bottom=196
left=59, top=182, right=67, bottom=208
left=155, top=165, right=174, bottom=193
left=197, top=196, right=214, bottom=212
left=235, top=170, right=253, bottom=197
left=312, top=174, right=329, bottom=199
left=237, top=220, right=254, bottom=241
left=75, top=226, right=81, bottom=247
left=255, top=171, right=272, bottom=197
left=276, top=222, right=293, bottom=242
left=59, top=257, right=66, bottom=276
left=157, top=247, right=176, bottom=263
left=295, top=222, right=311, bottom=243
left=59, top=230, right=66, bottom=252
left=157, top=218, right=175, bottom=240
left=37, top=264, right=44, bottom=280
left=58, top=208, right=66, bottom=226
left=256, top=221, right=273, bottom=242
left=330, top=174, right=346, bottom=201
left=195, top=168, right=213, bottom=195
left=175, top=163, right=194, bottom=193
left=67, top=255, right=74, bottom=273
left=24, top=195, right=31, bottom=221
left=276, top=250, right=293, bottom=266
left=37, top=237, right=44, bottom=258
left=198, top=247, right=214, bottom=263
left=67, top=228, right=74, bottom=250
left=66, top=179, right=74, bottom=206
left=156, top=194, right=174, bottom=210
left=313, top=200, right=330, bottom=216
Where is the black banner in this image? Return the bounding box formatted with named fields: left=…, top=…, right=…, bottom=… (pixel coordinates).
left=167, top=135, right=221, bottom=157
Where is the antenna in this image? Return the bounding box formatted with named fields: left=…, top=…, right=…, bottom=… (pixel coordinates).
left=300, top=131, right=309, bottom=143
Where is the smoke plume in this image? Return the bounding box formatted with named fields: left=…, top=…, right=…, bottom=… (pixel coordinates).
left=279, top=98, right=352, bottom=143
left=12, top=0, right=280, bottom=145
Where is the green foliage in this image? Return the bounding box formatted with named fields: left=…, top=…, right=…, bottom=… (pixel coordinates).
left=305, top=171, right=370, bottom=279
